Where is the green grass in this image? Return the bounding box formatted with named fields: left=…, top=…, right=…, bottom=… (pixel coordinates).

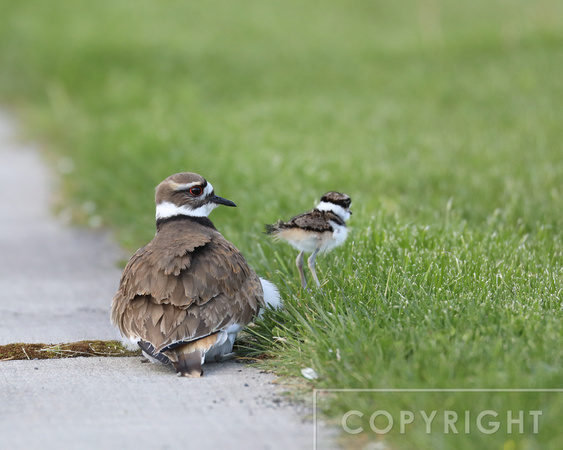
left=1, top=1, right=562, bottom=447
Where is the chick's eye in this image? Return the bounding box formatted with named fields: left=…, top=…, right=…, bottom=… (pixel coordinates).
left=189, top=186, right=203, bottom=196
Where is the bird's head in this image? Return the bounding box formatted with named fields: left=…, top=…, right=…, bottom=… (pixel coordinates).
left=316, top=191, right=352, bottom=221
left=155, top=172, right=236, bottom=220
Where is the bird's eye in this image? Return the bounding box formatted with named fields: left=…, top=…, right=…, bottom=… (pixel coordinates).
left=189, top=186, right=203, bottom=197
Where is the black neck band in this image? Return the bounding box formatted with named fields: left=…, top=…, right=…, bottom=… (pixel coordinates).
left=156, top=215, right=217, bottom=231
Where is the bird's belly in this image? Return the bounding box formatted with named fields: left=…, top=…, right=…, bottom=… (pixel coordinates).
left=277, top=228, right=328, bottom=252
left=322, top=222, right=348, bottom=252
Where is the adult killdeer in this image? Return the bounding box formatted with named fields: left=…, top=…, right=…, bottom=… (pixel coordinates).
left=111, top=172, right=277, bottom=377
left=266, top=192, right=352, bottom=288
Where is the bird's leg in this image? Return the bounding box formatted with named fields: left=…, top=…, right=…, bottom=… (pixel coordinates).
left=307, top=249, right=321, bottom=288
left=296, top=250, right=307, bottom=288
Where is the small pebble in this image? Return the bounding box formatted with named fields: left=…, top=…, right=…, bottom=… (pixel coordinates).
left=301, top=367, right=319, bottom=380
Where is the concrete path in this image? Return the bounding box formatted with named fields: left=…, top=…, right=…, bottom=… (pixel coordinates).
left=0, top=113, right=123, bottom=344
left=0, top=111, right=334, bottom=450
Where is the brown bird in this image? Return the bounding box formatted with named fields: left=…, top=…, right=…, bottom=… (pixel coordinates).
left=111, top=172, right=272, bottom=377
left=266, top=192, right=352, bottom=288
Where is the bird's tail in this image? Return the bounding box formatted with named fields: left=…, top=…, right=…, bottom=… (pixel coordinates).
left=172, top=333, right=219, bottom=377
left=138, top=340, right=171, bottom=365
left=264, top=221, right=283, bottom=234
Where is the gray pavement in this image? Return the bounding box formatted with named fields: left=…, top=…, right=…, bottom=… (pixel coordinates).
left=0, top=111, right=335, bottom=449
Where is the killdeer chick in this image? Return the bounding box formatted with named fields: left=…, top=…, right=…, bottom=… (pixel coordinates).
left=266, top=192, right=352, bottom=288
left=111, top=172, right=270, bottom=377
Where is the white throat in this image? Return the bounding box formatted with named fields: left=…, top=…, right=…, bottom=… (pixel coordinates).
left=316, top=201, right=351, bottom=221
left=156, top=201, right=217, bottom=219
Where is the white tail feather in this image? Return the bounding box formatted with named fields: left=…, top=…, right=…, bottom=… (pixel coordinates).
left=259, top=278, right=282, bottom=311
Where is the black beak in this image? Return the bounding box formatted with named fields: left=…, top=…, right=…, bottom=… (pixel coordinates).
left=212, top=195, right=236, bottom=207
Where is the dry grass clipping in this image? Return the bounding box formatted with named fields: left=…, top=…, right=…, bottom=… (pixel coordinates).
left=0, top=340, right=141, bottom=361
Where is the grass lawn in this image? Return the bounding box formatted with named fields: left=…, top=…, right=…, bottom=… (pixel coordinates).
left=1, top=1, right=562, bottom=447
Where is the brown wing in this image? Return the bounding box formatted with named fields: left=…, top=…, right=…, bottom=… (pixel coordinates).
left=284, top=209, right=343, bottom=232
left=111, top=222, right=264, bottom=352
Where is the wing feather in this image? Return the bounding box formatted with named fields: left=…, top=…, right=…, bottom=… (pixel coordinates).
left=110, top=220, right=264, bottom=353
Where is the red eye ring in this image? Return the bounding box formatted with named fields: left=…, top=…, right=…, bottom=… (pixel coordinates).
left=189, top=186, right=203, bottom=197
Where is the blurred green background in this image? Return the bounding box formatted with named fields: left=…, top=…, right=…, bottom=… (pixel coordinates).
left=1, top=0, right=561, bottom=249
left=1, top=1, right=562, bottom=448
